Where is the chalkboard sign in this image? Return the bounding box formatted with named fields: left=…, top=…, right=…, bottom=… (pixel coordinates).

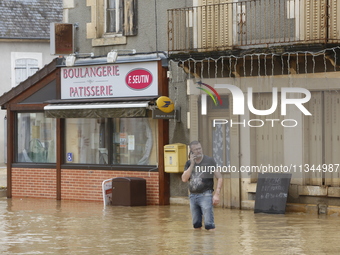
left=254, top=173, right=292, bottom=214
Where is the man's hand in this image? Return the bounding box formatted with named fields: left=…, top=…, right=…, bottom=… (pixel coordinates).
left=182, top=153, right=196, bottom=183
left=213, top=193, right=220, bottom=206
left=189, top=152, right=196, bottom=163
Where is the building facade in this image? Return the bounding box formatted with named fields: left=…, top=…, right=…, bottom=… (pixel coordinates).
left=0, top=0, right=192, bottom=204
left=5, top=0, right=337, bottom=212
left=168, top=0, right=340, bottom=212
left=0, top=55, right=172, bottom=204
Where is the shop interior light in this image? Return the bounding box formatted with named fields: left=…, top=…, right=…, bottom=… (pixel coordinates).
left=107, top=49, right=136, bottom=63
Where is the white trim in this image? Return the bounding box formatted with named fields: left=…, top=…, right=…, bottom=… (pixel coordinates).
left=44, top=102, right=149, bottom=111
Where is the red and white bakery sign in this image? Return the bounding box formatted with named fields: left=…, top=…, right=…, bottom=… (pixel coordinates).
left=61, top=61, right=158, bottom=99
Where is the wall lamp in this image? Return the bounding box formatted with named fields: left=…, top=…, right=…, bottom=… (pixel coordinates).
left=107, top=49, right=136, bottom=63
left=65, top=55, right=76, bottom=67
left=107, top=51, right=118, bottom=63
left=65, top=52, right=94, bottom=67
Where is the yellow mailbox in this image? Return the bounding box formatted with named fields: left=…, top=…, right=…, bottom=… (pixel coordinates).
left=164, top=143, right=187, bottom=173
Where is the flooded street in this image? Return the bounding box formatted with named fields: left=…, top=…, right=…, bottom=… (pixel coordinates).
left=1, top=197, right=340, bottom=254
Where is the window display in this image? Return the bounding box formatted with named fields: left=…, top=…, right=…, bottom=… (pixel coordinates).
left=17, top=113, right=56, bottom=163
left=112, top=118, right=155, bottom=165
left=65, top=117, right=157, bottom=165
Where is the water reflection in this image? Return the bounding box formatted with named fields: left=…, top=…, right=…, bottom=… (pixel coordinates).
left=1, top=197, right=340, bottom=254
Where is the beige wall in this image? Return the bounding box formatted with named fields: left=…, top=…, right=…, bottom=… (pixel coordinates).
left=187, top=71, right=340, bottom=208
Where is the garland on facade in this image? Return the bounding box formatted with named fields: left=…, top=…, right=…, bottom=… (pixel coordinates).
left=169, top=46, right=340, bottom=83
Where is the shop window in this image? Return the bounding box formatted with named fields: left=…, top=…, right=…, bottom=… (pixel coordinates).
left=17, top=113, right=56, bottom=163
left=65, top=118, right=110, bottom=164
left=87, top=0, right=137, bottom=46
left=112, top=118, right=155, bottom=165
left=65, top=117, right=157, bottom=165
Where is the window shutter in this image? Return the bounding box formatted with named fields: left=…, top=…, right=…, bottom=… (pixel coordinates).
left=201, top=0, right=230, bottom=50
left=328, top=0, right=339, bottom=41
left=123, top=0, right=137, bottom=36
left=305, top=0, right=327, bottom=42
left=324, top=91, right=340, bottom=187
left=14, top=58, right=39, bottom=86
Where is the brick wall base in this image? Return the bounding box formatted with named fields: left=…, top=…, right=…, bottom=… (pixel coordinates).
left=61, top=169, right=159, bottom=205
left=12, top=168, right=159, bottom=205
left=12, top=168, right=56, bottom=199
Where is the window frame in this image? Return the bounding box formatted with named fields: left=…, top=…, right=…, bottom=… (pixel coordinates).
left=14, top=111, right=57, bottom=165
left=64, top=117, right=156, bottom=166
left=87, top=0, right=138, bottom=47
left=11, top=52, right=42, bottom=87
left=12, top=112, right=157, bottom=171
left=105, top=0, right=124, bottom=35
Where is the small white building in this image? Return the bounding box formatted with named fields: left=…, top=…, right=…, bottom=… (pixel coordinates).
left=0, top=0, right=63, bottom=165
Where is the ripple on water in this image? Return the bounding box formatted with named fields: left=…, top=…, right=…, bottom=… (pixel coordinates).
left=0, top=199, right=340, bottom=254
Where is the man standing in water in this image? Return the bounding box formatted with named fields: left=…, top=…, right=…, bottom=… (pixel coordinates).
left=182, top=141, right=223, bottom=230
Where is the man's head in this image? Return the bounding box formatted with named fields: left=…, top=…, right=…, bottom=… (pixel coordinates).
left=190, top=141, right=203, bottom=159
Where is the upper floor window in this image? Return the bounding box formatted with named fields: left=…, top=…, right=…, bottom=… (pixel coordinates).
left=11, top=52, right=42, bottom=87
left=87, top=0, right=138, bottom=46
left=15, top=59, right=39, bottom=86
left=106, top=0, right=123, bottom=34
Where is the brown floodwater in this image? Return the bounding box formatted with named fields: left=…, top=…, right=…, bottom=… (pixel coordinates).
left=0, top=197, right=340, bottom=254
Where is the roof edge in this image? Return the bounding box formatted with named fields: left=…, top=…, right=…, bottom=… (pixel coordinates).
left=57, top=52, right=169, bottom=67
left=0, top=37, right=50, bottom=41
left=0, top=58, right=59, bottom=108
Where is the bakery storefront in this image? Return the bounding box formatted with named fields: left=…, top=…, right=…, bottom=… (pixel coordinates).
left=0, top=54, right=170, bottom=205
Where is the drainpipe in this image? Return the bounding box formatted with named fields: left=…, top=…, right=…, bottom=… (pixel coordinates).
left=4, top=115, right=6, bottom=164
